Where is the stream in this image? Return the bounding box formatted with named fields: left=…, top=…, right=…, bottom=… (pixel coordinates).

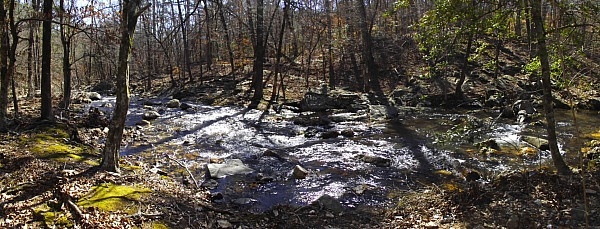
left=88, top=96, right=599, bottom=213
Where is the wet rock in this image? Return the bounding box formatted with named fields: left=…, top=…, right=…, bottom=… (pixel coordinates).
left=357, top=154, right=391, bottom=167
left=476, top=139, right=501, bottom=151
left=293, top=115, right=332, bottom=127
left=352, top=184, right=372, bottom=195
left=87, top=92, right=102, bottom=101
left=300, top=90, right=367, bottom=112
left=292, top=165, right=309, bottom=179
left=206, top=159, right=253, bottom=179
left=369, top=105, right=399, bottom=120
left=136, top=120, right=151, bottom=126
left=256, top=173, right=274, bottom=183
left=142, top=111, right=161, bottom=120
left=311, top=194, right=345, bottom=213
left=180, top=103, right=192, bottom=110
left=340, top=129, right=355, bottom=138
left=329, top=112, right=368, bottom=122
left=201, top=179, right=219, bottom=189
left=521, top=136, right=549, bottom=150
left=166, top=99, right=181, bottom=108
left=304, top=127, right=319, bottom=138
left=210, top=192, right=223, bottom=202
left=321, top=131, right=340, bottom=139
left=232, top=198, right=257, bottom=205
left=262, top=150, right=284, bottom=161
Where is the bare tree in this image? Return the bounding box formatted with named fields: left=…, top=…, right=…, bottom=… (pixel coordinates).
left=40, top=0, right=53, bottom=120
left=531, top=0, right=570, bottom=175
left=100, top=0, right=150, bottom=172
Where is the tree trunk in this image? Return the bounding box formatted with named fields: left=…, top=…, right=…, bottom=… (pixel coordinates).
left=325, top=0, right=335, bottom=90
left=269, top=0, right=289, bottom=104
left=456, top=33, right=474, bottom=98
left=0, top=0, right=8, bottom=129
left=249, top=0, right=264, bottom=109
left=531, top=0, right=571, bottom=175
left=40, top=0, right=53, bottom=120
left=59, top=0, right=71, bottom=110
left=216, top=0, right=234, bottom=75
left=356, top=0, right=378, bottom=92
left=8, top=0, right=18, bottom=118
left=100, top=0, right=150, bottom=173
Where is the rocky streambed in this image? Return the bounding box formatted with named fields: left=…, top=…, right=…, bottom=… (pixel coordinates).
left=80, top=89, right=599, bottom=213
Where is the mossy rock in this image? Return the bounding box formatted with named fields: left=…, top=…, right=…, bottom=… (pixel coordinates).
left=18, top=123, right=98, bottom=164
left=78, top=183, right=152, bottom=213
left=33, top=203, right=73, bottom=228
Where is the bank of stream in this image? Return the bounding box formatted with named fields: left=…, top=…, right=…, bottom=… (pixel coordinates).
left=87, top=95, right=598, bottom=213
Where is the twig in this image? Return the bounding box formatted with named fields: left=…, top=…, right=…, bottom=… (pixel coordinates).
left=166, top=155, right=200, bottom=189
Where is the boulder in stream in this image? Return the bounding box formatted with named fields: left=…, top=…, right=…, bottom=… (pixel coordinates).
left=87, top=92, right=102, bottom=101
left=321, top=131, right=340, bottom=139
left=521, top=136, right=549, bottom=150
left=142, top=111, right=161, bottom=120
left=292, top=165, right=309, bottom=179
left=357, top=154, right=391, bottom=167
left=311, top=194, right=345, bottom=214
left=166, top=99, right=181, bottom=108
left=206, top=159, right=253, bottom=179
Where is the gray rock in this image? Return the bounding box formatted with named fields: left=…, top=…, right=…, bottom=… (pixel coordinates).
left=357, top=154, right=391, bottom=167
left=311, top=194, right=345, bottom=213
left=142, top=111, right=160, bottom=120
left=340, top=129, right=355, bottom=138
left=292, top=165, right=309, bottom=179
left=180, top=103, right=192, bottom=110
left=87, top=92, right=102, bottom=101
left=521, top=136, right=549, bottom=150
left=166, top=99, right=181, bottom=108
left=206, top=159, right=253, bottom=179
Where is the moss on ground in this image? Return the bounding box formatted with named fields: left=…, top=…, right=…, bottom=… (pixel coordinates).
left=78, top=183, right=152, bottom=213
left=18, top=123, right=98, bottom=164
left=33, top=203, right=73, bottom=228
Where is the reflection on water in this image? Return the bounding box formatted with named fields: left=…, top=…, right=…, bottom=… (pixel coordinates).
left=88, top=96, right=598, bottom=212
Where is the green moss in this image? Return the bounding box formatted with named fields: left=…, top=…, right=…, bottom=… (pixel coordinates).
left=434, top=169, right=453, bottom=176
left=34, top=203, right=73, bottom=228
left=78, top=183, right=152, bottom=213
left=18, top=124, right=98, bottom=164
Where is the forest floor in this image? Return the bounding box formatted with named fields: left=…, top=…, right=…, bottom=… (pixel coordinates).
left=2, top=37, right=600, bottom=228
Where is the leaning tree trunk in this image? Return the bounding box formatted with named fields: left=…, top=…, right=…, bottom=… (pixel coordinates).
left=100, top=0, right=150, bottom=173
left=531, top=0, right=571, bottom=175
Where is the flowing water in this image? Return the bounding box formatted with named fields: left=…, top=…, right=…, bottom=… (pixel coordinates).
left=88, top=96, right=600, bottom=212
